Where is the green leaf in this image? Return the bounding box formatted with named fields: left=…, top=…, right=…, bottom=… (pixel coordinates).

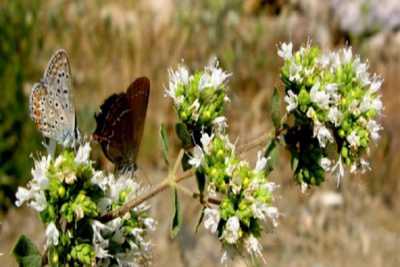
left=12, top=235, right=42, bottom=267
left=271, top=88, right=281, bottom=129
left=264, top=139, right=279, bottom=172
left=170, top=188, right=182, bottom=238
left=175, top=123, right=193, bottom=148
left=160, top=124, right=169, bottom=166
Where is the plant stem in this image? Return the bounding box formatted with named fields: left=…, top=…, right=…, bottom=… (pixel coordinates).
left=100, top=129, right=275, bottom=222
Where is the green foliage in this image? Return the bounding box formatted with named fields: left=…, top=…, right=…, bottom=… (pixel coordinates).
left=170, top=188, right=182, bottom=238
left=13, top=235, right=42, bottom=267
left=0, top=0, right=42, bottom=213
left=160, top=124, right=170, bottom=166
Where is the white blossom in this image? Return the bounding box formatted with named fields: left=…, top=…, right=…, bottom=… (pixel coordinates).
left=143, top=218, right=156, bottom=231
left=284, top=90, right=298, bottom=112
left=255, top=151, right=268, bottom=172
left=29, top=191, right=47, bottom=212
left=370, top=75, right=383, bottom=93
left=223, top=216, right=241, bottom=244
left=31, top=155, right=50, bottom=189
left=367, top=120, right=381, bottom=141
left=313, top=123, right=334, bottom=148
left=320, top=157, right=332, bottom=171
left=277, top=42, right=293, bottom=60
left=347, top=131, right=360, bottom=148
left=200, top=58, right=231, bottom=90
left=328, top=107, right=343, bottom=126
left=15, top=187, right=32, bottom=207
left=310, top=82, right=330, bottom=109
left=251, top=203, right=279, bottom=226
left=213, top=116, right=228, bottom=130
left=200, top=132, right=214, bottom=154
left=203, top=208, right=220, bottom=234
left=188, top=145, right=204, bottom=168
left=46, top=222, right=59, bottom=246
left=289, top=63, right=302, bottom=82
left=166, top=65, right=189, bottom=105
left=75, top=142, right=91, bottom=164
left=342, top=47, right=353, bottom=64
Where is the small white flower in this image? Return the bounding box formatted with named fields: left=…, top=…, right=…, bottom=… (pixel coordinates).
left=320, top=157, right=332, bottom=171
left=31, top=155, right=50, bottom=189
left=318, top=53, right=331, bottom=67
left=188, top=145, right=204, bottom=168
left=360, top=159, right=371, bottom=173
left=143, top=218, right=156, bottom=231
left=255, top=151, right=268, bottom=172
left=200, top=132, right=213, bottom=154
left=313, top=124, right=334, bottom=148
left=342, top=47, right=352, bottom=64
left=284, top=90, right=298, bottom=112
left=277, top=42, right=293, bottom=60
left=328, top=107, right=343, bottom=126
left=91, top=171, right=110, bottom=191
left=203, top=208, right=220, bottom=234
left=310, top=82, right=330, bottom=109
left=200, top=58, right=231, bottom=90
left=46, top=222, right=59, bottom=246
left=367, top=120, right=381, bottom=141
left=75, top=142, right=91, bottom=164
left=213, top=116, right=228, bottom=130
left=29, top=191, right=47, bottom=212
left=245, top=235, right=265, bottom=262
left=251, top=202, right=278, bottom=226
left=370, top=76, right=383, bottom=93
left=15, top=187, right=32, bottom=207
left=289, top=63, right=302, bottom=82
left=166, top=65, right=189, bottom=105
left=347, top=131, right=360, bottom=148
left=223, top=216, right=241, bottom=244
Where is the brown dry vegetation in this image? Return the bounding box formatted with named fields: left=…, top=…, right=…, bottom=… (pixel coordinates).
left=1, top=1, right=400, bottom=266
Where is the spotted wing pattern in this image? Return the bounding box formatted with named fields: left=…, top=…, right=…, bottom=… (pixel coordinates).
left=29, top=49, right=76, bottom=146
left=93, top=77, right=150, bottom=169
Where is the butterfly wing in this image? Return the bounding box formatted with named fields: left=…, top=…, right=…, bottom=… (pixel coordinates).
left=94, top=77, right=150, bottom=168
left=126, top=77, right=150, bottom=164
left=42, top=49, right=76, bottom=145
left=30, top=82, right=53, bottom=138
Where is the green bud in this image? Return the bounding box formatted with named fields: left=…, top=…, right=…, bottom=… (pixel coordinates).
left=341, top=146, right=348, bottom=158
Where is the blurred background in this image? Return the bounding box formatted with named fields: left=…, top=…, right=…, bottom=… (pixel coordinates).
left=1, top=0, right=400, bottom=266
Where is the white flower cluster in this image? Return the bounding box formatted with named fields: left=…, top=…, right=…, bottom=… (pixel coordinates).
left=190, top=132, right=279, bottom=263
left=279, top=42, right=383, bottom=185
left=15, top=143, right=156, bottom=266
left=165, top=58, right=231, bottom=130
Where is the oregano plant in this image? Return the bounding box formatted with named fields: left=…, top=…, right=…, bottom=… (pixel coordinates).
left=12, top=42, right=383, bottom=266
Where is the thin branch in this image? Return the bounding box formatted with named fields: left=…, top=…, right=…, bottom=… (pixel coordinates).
left=175, top=183, right=221, bottom=205
left=100, top=129, right=276, bottom=222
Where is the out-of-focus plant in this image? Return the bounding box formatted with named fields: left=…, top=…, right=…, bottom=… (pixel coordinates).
left=0, top=0, right=43, bottom=214
left=12, top=42, right=383, bottom=266
left=278, top=42, right=383, bottom=189
left=331, top=0, right=400, bottom=39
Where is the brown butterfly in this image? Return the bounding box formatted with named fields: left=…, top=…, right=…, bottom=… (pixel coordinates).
left=93, top=77, right=150, bottom=171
